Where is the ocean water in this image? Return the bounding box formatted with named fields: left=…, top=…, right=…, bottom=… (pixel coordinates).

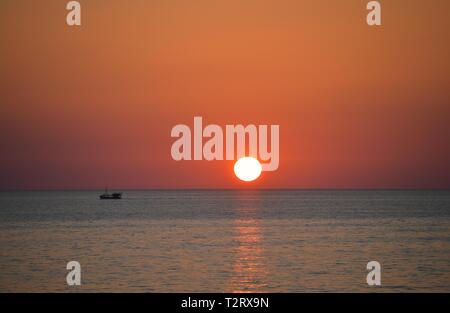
left=0, top=190, right=449, bottom=292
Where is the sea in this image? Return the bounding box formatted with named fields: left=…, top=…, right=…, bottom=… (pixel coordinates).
left=0, top=190, right=449, bottom=292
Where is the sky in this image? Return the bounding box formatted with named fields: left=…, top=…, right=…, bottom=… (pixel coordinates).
left=0, top=0, right=449, bottom=189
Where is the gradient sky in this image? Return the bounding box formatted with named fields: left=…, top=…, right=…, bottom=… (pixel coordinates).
left=0, top=0, right=449, bottom=189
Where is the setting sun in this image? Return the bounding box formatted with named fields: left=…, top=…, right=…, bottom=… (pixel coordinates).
left=234, top=157, right=262, bottom=182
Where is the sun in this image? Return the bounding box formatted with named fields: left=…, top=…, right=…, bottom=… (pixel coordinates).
left=234, top=157, right=262, bottom=182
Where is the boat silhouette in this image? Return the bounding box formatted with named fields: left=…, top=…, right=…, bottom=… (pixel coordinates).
left=99, top=188, right=122, bottom=199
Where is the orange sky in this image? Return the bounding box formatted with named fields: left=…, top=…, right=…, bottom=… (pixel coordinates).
left=0, top=0, right=449, bottom=189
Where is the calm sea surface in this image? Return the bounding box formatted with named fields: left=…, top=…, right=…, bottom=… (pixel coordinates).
left=0, top=190, right=449, bottom=292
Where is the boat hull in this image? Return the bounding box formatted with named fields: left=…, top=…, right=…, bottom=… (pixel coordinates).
left=99, top=193, right=122, bottom=199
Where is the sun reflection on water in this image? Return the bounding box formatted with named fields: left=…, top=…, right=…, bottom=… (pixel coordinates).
left=229, top=196, right=268, bottom=292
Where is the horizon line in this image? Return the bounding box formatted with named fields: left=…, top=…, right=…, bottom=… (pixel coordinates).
left=1, top=188, right=449, bottom=192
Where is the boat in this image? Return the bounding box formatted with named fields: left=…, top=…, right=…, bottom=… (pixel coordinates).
left=99, top=189, right=122, bottom=199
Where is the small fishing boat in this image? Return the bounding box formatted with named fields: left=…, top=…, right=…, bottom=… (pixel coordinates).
left=99, top=189, right=122, bottom=199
